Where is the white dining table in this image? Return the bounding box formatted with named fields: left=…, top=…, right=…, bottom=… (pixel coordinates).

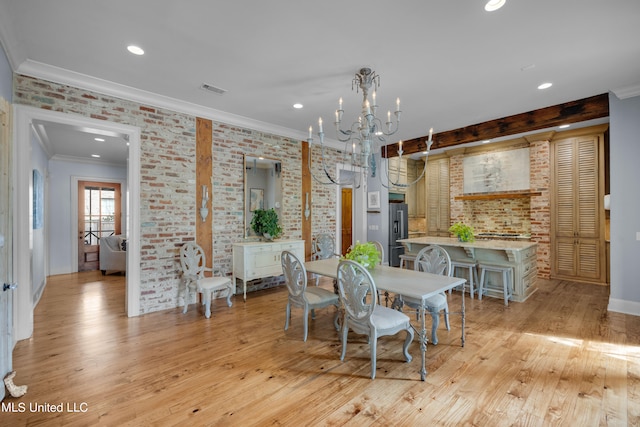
left=305, top=258, right=466, bottom=381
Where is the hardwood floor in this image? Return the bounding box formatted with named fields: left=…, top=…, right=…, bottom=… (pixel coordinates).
left=2, top=271, right=639, bottom=426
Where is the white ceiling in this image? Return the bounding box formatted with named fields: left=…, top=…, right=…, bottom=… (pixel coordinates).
left=1, top=0, right=639, bottom=164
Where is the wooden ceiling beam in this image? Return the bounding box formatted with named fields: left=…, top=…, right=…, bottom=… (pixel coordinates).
left=383, top=93, right=609, bottom=158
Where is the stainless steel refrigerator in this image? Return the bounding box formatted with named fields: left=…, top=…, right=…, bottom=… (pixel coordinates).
left=388, top=203, right=408, bottom=267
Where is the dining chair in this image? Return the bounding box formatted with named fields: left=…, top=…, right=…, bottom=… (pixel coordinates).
left=393, top=244, right=452, bottom=345
left=311, top=233, right=340, bottom=286
left=337, top=260, right=414, bottom=379
left=179, top=242, right=233, bottom=318
left=369, top=240, right=388, bottom=305
left=282, top=250, right=340, bottom=342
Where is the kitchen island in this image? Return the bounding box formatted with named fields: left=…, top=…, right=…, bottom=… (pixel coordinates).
left=398, top=236, right=538, bottom=302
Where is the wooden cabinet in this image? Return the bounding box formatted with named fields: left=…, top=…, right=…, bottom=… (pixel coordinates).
left=551, top=127, right=606, bottom=283
left=406, top=159, right=425, bottom=217
left=232, top=240, right=305, bottom=300
left=387, top=157, right=407, bottom=193
left=426, top=156, right=450, bottom=236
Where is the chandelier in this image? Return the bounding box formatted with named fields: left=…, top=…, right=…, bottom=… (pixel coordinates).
left=306, top=67, right=433, bottom=188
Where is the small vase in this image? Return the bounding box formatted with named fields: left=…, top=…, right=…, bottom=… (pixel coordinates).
left=262, top=233, right=273, bottom=241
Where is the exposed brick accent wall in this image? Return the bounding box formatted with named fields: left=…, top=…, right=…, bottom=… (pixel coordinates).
left=529, top=139, right=551, bottom=278
left=448, top=142, right=551, bottom=279
left=14, top=75, right=344, bottom=310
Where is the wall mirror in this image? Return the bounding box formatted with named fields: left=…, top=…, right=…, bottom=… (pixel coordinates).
left=244, top=155, right=283, bottom=238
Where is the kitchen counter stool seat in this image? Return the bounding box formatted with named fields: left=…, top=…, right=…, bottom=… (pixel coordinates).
left=450, top=260, right=478, bottom=298
left=399, top=254, right=416, bottom=269
left=478, top=263, right=513, bottom=306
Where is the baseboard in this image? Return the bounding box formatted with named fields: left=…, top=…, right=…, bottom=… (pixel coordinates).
left=608, top=298, right=640, bottom=317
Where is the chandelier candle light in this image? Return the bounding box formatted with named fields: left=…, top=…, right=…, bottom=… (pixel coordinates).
left=307, top=67, right=433, bottom=188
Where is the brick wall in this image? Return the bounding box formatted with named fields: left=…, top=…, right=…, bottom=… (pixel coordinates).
left=14, top=75, right=342, bottom=311
left=448, top=140, right=551, bottom=278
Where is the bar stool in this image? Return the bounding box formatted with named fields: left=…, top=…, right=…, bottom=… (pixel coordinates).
left=399, top=254, right=416, bottom=269
left=450, top=260, right=478, bottom=298
left=477, top=263, right=513, bottom=306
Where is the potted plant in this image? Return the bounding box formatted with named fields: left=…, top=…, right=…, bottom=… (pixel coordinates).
left=343, top=241, right=381, bottom=270
left=449, top=222, right=475, bottom=242
left=250, top=208, right=283, bottom=240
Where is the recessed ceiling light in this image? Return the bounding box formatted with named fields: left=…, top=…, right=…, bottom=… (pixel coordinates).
left=538, top=82, right=553, bottom=90
left=94, top=137, right=105, bottom=142
left=559, top=124, right=570, bottom=129
left=127, top=45, right=145, bottom=55
left=293, top=103, right=303, bottom=109
left=485, top=0, right=506, bottom=12
left=91, top=154, right=101, bottom=158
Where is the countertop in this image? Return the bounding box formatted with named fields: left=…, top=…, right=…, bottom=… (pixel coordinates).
left=398, top=236, right=537, bottom=251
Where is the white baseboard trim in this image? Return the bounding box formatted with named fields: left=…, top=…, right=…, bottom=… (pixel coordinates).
left=608, top=298, right=640, bottom=317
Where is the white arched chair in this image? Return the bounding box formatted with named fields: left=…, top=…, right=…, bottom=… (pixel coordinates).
left=179, top=242, right=233, bottom=318
left=311, top=233, right=340, bottom=286
left=337, top=260, right=414, bottom=379
left=393, top=245, right=452, bottom=345
left=282, top=250, right=340, bottom=342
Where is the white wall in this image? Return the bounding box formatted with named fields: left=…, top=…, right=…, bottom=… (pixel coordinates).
left=47, top=159, right=127, bottom=275
left=608, top=92, right=640, bottom=315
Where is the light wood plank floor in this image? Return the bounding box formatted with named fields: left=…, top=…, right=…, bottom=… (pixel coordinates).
left=2, top=271, right=639, bottom=426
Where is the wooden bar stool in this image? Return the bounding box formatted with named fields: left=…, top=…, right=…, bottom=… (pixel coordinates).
left=477, top=263, right=513, bottom=306
left=450, top=260, right=478, bottom=298
left=399, top=254, right=416, bottom=269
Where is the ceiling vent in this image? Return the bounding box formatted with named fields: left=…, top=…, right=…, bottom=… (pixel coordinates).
left=200, top=83, right=227, bottom=95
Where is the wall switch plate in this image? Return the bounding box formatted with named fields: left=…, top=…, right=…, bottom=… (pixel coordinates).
left=637, top=232, right=640, bottom=241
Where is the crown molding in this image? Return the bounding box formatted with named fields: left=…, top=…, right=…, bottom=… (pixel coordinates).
left=16, top=59, right=343, bottom=150
left=612, top=83, right=640, bottom=99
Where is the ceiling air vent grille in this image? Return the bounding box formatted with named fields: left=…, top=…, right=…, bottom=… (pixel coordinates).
left=200, top=83, right=227, bottom=95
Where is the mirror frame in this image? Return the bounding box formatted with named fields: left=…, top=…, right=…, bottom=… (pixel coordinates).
left=243, top=155, right=283, bottom=238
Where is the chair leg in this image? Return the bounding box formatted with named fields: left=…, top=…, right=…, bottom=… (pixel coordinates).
left=225, top=285, right=233, bottom=307
left=182, top=282, right=190, bottom=314
left=370, top=334, right=377, bottom=379
left=431, top=311, right=440, bottom=345
left=203, top=289, right=212, bottom=318
left=444, top=306, right=450, bottom=331
left=402, top=328, right=414, bottom=363
left=284, top=302, right=291, bottom=331
left=303, top=306, right=309, bottom=342
left=478, top=269, right=486, bottom=300
left=340, top=322, right=349, bottom=362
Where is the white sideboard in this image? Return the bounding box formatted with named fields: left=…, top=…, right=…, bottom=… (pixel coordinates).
left=232, top=240, right=305, bottom=301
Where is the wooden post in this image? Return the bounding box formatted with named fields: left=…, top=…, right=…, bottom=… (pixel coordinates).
left=196, top=117, right=213, bottom=272
left=301, top=141, right=312, bottom=260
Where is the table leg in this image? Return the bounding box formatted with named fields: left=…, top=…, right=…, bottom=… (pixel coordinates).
left=419, top=305, right=427, bottom=381
left=461, top=281, right=466, bottom=347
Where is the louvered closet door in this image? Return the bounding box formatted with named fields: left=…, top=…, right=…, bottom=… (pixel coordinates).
left=552, top=134, right=603, bottom=282
left=426, top=157, right=450, bottom=236
left=575, top=136, right=601, bottom=279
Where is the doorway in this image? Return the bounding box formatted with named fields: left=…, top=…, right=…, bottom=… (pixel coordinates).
left=341, top=188, right=352, bottom=254
left=334, top=164, right=367, bottom=255
left=78, top=181, right=122, bottom=272
left=13, top=105, right=141, bottom=341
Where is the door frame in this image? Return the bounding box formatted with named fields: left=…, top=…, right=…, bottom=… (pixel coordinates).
left=335, top=163, right=367, bottom=254
left=13, top=105, right=141, bottom=340
left=74, top=179, right=125, bottom=272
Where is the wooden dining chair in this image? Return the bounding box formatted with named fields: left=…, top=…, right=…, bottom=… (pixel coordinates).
left=282, top=250, right=340, bottom=342
left=337, top=260, right=414, bottom=379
